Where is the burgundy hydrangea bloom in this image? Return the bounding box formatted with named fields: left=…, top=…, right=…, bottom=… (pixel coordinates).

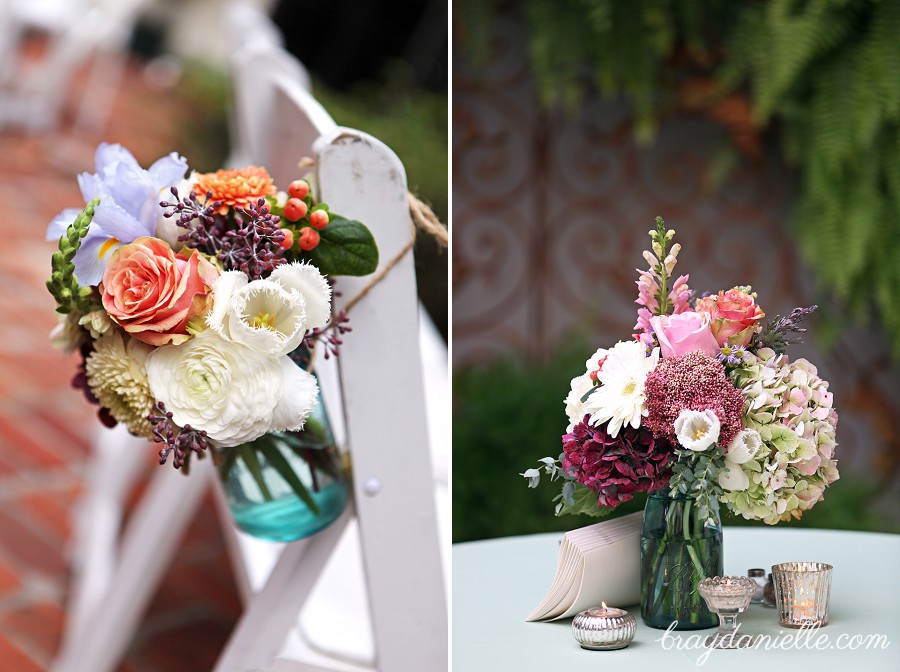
left=562, top=416, right=675, bottom=507
left=643, top=350, right=744, bottom=449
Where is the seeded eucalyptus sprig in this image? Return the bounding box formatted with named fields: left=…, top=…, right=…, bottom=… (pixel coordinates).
left=46, top=199, right=101, bottom=315
left=667, top=444, right=725, bottom=521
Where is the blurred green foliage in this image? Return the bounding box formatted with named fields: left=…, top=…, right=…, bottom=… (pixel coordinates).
left=453, top=338, right=900, bottom=542
left=315, top=65, right=448, bottom=337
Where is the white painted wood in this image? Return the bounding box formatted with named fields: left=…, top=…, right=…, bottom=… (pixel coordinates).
left=212, top=507, right=350, bottom=672
left=52, top=452, right=213, bottom=672
left=316, top=128, right=448, bottom=671
left=226, top=27, right=316, bottom=167
left=60, top=424, right=146, bottom=648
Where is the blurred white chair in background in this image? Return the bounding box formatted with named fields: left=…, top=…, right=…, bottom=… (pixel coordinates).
left=0, top=0, right=148, bottom=133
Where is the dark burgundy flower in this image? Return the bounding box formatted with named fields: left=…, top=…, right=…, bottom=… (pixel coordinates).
left=562, top=415, right=675, bottom=508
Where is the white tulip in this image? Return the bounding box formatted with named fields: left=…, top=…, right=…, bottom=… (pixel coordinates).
left=673, top=409, right=720, bottom=451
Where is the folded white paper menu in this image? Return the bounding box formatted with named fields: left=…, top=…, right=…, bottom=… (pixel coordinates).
left=526, top=511, right=642, bottom=622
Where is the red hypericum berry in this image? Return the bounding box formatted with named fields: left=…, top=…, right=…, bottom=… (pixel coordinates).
left=589, top=370, right=598, bottom=381
left=278, top=228, right=294, bottom=250
left=298, top=228, right=320, bottom=251
left=288, top=179, right=309, bottom=200
left=309, top=210, right=329, bottom=230
left=284, top=198, right=308, bottom=222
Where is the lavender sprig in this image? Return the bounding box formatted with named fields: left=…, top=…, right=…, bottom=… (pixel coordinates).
left=752, top=305, right=818, bottom=354
left=148, top=401, right=209, bottom=470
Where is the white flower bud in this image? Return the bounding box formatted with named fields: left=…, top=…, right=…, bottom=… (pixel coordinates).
left=642, top=250, right=657, bottom=267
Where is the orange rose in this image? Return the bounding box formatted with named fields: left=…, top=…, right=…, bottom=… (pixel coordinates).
left=695, top=288, right=765, bottom=347
left=101, top=237, right=219, bottom=346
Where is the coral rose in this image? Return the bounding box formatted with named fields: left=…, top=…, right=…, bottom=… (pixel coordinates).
left=649, top=311, right=719, bottom=359
left=695, top=288, right=765, bottom=347
left=101, top=237, right=219, bottom=346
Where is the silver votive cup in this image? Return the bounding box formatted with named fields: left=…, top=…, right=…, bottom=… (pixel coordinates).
left=771, top=562, right=833, bottom=628
left=572, top=605, right=636, bottom=650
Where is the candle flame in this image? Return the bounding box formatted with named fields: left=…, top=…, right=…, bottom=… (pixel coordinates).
left=601, top=601, right=607, bottom=609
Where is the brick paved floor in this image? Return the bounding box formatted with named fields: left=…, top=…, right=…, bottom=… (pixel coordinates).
left=0, top=39, right=241, bottom=671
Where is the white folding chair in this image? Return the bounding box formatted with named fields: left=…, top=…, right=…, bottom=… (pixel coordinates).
left=52, top=13, right=448, bottom=672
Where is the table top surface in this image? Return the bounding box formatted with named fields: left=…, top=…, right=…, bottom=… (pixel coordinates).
left=453, top=527, right=900, bottom=671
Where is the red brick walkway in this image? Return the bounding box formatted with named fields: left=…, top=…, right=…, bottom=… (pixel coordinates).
left=0, top=42, right=241, bottom=671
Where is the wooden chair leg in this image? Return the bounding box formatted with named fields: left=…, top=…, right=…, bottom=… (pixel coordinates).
left=212, top=506, right=353, bottom=672
left=52, top=455, right=212, bottom=672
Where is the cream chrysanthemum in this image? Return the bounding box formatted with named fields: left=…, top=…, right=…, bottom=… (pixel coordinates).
left=583, top=340, right=660, bottom=437
left=85, top=330, right=156, bottom=437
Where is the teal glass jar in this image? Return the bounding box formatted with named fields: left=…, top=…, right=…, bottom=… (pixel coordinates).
left=217, top=390, right=349, bottom=542
left=640, top=492, right=723, bottom=630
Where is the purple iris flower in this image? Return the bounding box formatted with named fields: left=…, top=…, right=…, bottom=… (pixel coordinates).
left=46, top=143, right=187, bottom=286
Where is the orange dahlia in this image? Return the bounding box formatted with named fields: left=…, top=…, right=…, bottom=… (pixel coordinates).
left=192, top=166, right=276, bottom=215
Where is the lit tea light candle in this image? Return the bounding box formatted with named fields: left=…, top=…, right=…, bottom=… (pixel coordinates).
left=771, top=562, right=833, bottom=628
left=572, top=602, right=637, bottom=650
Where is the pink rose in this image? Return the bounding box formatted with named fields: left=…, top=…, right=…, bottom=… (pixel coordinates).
left=101, top=236, right=219, bottom=346
left=649, top=312, right=719, bottom=359
left=695, top=288, right=765, bottom=347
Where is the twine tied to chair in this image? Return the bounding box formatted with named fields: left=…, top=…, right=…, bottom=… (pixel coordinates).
left=297, top=157, right=447, bottom=365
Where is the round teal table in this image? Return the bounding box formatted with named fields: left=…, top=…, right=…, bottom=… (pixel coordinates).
left=453, top=528, right=900, bottom=670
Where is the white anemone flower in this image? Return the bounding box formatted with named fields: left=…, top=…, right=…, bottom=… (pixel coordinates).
left=718, top=429, right=763, bottom=491
left=673, top=409, right=720, bottom=451
left=583, top=340, right=659, bottom=437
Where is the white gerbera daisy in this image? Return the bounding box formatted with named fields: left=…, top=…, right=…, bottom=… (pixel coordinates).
left=583, top=340, right=659, bottom=437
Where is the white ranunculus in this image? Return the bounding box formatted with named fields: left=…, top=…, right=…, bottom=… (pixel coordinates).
left=673, top=409, right=720, bottom=451
left=269, top=262, right=332, bottom=331
left=145, top=329, right=318, bottom=447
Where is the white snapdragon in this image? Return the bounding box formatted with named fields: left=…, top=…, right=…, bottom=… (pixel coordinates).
left=145, top=329, right=318, bottom=447
left=673, top=409, right=720, bottom=451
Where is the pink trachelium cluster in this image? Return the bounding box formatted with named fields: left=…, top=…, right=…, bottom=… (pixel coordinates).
left=643, top=350, right=744, bottom=450
left=562, top=416, right=675, bottom=507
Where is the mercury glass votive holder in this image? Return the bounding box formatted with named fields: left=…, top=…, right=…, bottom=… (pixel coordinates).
left=698, top=576, right=757, bottom=649
left=571, top=605, right=637, bottom=650
left=771, top=562, right=833, bottom=628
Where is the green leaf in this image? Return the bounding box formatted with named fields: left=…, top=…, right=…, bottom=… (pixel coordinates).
left=217, top=447, right=238, bottom=482
left=301, top=215, right=379, bottom=276
left=260, top=440, right=321, bottom=516
left=556, top=483, right=615, bottom=518
left=239, top=444, right=273, bottom=501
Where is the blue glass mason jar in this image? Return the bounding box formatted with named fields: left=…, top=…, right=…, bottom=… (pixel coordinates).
left=216, top=377, right=350, bottom=542
left=640, top=492, right=723, bottom=630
